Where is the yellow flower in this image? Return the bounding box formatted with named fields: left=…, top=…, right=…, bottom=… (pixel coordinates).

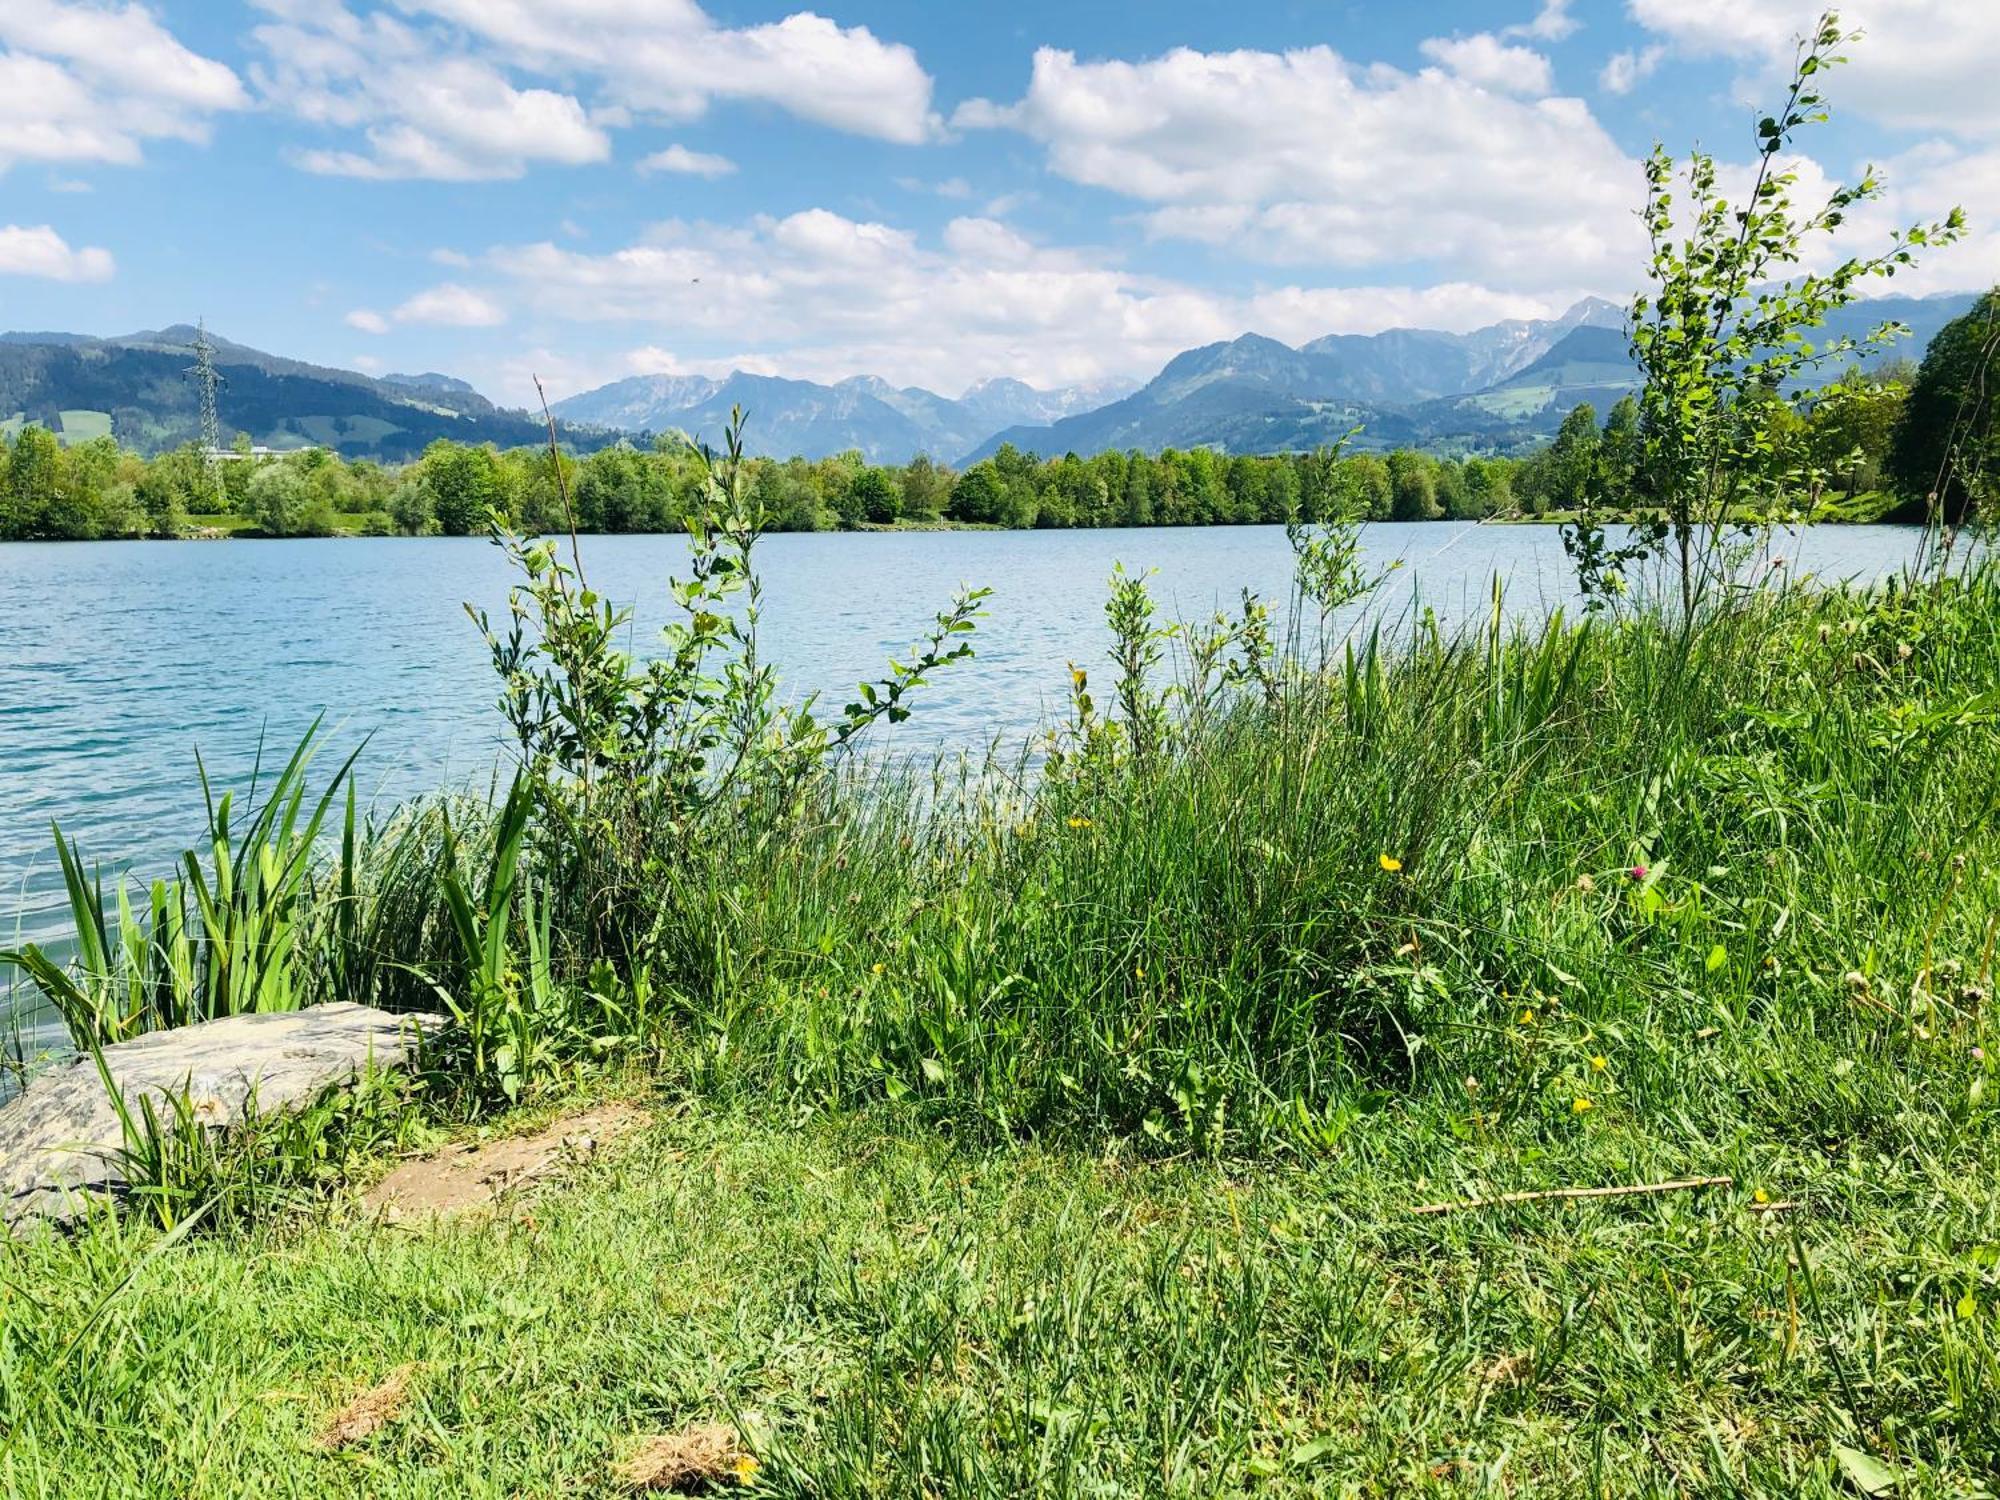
left=1519, top=1008, right=1536, bottom=1025
left=1572, top=1097, right=1593, bottom=1114
left=871, top=962, right=885, bottom=976
left=735, top=1454, right=761, bottom=1483
left=1071, top=666, right=1088, bottom=690
left=1135, top=964, right=1146, bottom=980
left=1590, top=1054, right=1607, bottom=1072
left=1067, top=815, right=1093, bottom=829
left=1753, top=1188, right=1770, bottom=1205
left=1379, top=853, right=1403, bottom=873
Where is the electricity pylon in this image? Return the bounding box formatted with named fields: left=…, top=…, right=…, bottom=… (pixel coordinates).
left=183, top=319, right=225, bottom=508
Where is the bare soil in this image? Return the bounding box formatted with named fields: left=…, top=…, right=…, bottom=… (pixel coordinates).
left=360, top=1103, right=649, bottom=1220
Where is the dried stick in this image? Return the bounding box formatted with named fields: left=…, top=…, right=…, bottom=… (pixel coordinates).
left=1412, top=1175, right=1733, bottom=1217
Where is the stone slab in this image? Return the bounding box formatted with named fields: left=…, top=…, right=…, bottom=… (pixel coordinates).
left=0, top=1003, right=442, bottom=1228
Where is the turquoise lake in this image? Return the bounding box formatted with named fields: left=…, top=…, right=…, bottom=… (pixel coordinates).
left=0, top=523, right=1931, bottom=952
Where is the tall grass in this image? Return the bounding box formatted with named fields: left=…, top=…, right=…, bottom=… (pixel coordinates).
left=8, top=547, right=1996, bottom=1166
left=635, top=563, right=2000, bottom=1152
left=1, top=723, right=495, bottom=1051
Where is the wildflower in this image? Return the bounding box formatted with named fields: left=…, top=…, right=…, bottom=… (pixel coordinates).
left=1379, top=853, right=1404, bottom=873
left=1590, top=1054, right=1607, bottom=1072
left=1629, top=863, right=1649, bottom=882
left=736, top=1455, right=762, bottom=1484
left=1071, top=666, right=1087, bottom=690
left=1066, top=815, right=1093, bottom=830
left=1572, top=1097, right=1594, bottom=1115
left=1845, top=971, right=1870, bottom=992
left=1575, top=873, right=1595, bottom=893
left=1135, top=963, right=1146, bottom=980
left=1464, top=1075, right=1481, bottom=1096
left=871, top=962, right=885, bottom=976
left=1753, top=1188, right=1770, bottom=1205
left=1897, top=641, right=1913, bottom=661
left=1974, top=1047, right=1987, bottom=1063
left=1519, top=1008, right=1536, bottom=1026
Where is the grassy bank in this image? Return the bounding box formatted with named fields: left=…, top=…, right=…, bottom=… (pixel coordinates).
left=6, top=1084, right=1996, bottom=1497
left=4, top=541, right=1998, bottom=1493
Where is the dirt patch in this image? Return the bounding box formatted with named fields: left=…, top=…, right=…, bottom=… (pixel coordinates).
left=316, top=1363, right=417, bottom=1449
left=361, top=1103, right=649, bottom=1221
left=613, top=1423, right=755, bottom=1492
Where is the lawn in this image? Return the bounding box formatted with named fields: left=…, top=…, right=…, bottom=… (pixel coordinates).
left=6, top=1063, right=1995, bottom=1497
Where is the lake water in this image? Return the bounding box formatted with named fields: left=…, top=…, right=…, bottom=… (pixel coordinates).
left=0, top=523, right=1929, bottom=949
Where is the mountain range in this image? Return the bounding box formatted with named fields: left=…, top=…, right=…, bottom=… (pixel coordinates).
left=960, top=292, right=1974, bottom=462
left=2, top=290, right=1977, bottom=466
left=0, top=326, right=571, bottom=459
left=548, top=370, right=1137, bottom=464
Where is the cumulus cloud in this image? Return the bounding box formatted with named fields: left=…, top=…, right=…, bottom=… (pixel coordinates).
left=1628, top=0, right=2000, bottom=136
left=1599, top=45, right=1665, bottom=95
left=474, top=206, right=1581, bottom=400
left=0, top=222, right=113, bottom=280
left=1504, top=0, right=1579, bottom=44
left=404, top=0, right=940, bottom=144
left=249, top=0, right=938, bottom=180
left=251, top=3, right=609, bottom=180
left=0, top=0, right=247, bottom=174
left=346, top=283, right=506, bottom=333
left=1623, top=0, right=2000, bottom=288
left=1418, top=35, right=1555, bottom=97
left=393, top=283, right=507, bottom=326
left=637, top=144, right=737, bottom=178
left=955, top=44, right=1644, bottom=288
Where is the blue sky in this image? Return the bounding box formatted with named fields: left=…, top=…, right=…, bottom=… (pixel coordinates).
left=1, top=0, right=1994, bottom=406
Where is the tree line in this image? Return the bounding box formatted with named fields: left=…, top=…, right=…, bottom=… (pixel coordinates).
left=2, top=290, right=1990, bottom=542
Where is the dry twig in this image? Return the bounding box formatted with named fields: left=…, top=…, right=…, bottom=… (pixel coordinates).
left=1412, top=1175, right=1733, bottom=1217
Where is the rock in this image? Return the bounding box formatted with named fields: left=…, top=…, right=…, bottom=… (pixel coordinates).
left=0, top=1003, right=442, bottom=1229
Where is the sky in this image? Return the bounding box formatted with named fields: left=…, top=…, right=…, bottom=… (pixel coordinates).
left=0, top=0, right=1996, bottom=407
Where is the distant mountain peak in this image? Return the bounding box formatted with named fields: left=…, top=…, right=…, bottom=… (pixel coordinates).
left=382, top=371, right=478, bottom=397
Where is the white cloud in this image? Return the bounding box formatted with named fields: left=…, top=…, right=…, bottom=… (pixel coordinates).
left=1628, top=0, right=2000, bottom=137
left=346, top=283, right=506, bottom=333
left=429, top=247, right=473, bottom=267
left=249, top=0, right=938, bottom=180
left=1504, top=0, right=1579, bottom=43
left=252, top=5, right=610, bottom=180
left=403, top=0, right=941, bottom=145
left=394, top=283, right=507, bottom=326
left=1599, top=45, right=1665, bottom=95
left=1419, top=35, right=1554, bottom=97
left=476, top=206, right=1582, bottom=401
left=0, top=222, right=113, bottom=280
left=0, top=0, right=247, bottom=174
left=637, top=144, right=737, bottom=178
left=956, top=45, right=1643, bottom=288
left=1622, top=0, right=2000, bottom=294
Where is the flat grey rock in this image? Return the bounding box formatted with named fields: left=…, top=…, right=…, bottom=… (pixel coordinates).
left=0, top=1003, right=442, bottom=1228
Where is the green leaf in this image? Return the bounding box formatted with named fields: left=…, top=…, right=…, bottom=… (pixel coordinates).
left=1288, top=1437, right=1339, bottom=1467
left=1834, top=1444, right=1898, bottom=1497
left=1705, top=944, right=1729, bottom=973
